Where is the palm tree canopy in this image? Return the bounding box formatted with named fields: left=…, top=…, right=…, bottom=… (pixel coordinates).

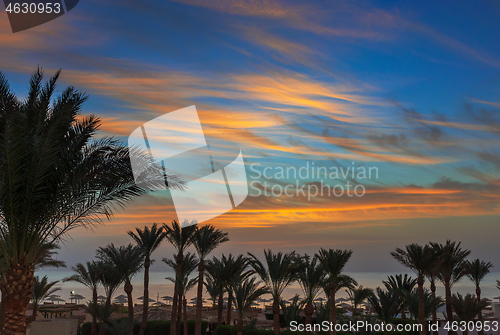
left=322, top=274, right=358, bottom=298
left=128, top=223, right=166, bottom=260
left=405, top=288, right=444, bottom=320
left=64, top=261, right=103, bottom=292
left=232, top=276, right=269, bottom=318
left=96, top=243, right=143, bottom=282
left=368, top=287, right=400, bottom=323
left=466, top=259, right=493, bottom=287
left=350, top=286, right=374, bottom=307
left=0, top=69, right=179, bottom=270
left=296, top=254, right=325, bottom=304
left=205, top=256, right=226, bottom=292
left=164, top=252, right=198, bottom=295
left=204, top=275, right=220, bottom=306
left=163, top=220, right=197, bottom=254
left=31, top=242, right=66, bottom=270
left=248, top=250, right=299, bottom=299
left=431, top=240, right=471, bottom=285
left=221, top=254, right=252, bottom=293
left=383, top=274, right=417, bottom=293
left=316, top=248, right=353, bottom=285
left=193, top=225, right=229, bottom=261
left=391, top=244, right=434, bottom=278
left=32, top=275, right=61, bottom=304
left=451, top=293, right=490, bottom=322
left=99, top=262, right=123, bottom=301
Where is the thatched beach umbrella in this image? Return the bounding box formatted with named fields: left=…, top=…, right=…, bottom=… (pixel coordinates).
left=138, top=296, right=155, bottom=303
left=115, top=295, right=128, bottom=305
left=189, top=297, right=206, bottom=305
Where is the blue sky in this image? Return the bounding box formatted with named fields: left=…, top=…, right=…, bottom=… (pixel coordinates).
left=1, top=0, right=500, bottom=272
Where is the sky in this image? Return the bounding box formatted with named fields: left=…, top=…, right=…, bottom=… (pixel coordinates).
left=2, top=0, right=500, bottom=286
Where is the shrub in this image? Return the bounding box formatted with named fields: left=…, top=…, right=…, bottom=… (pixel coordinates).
left=246, top=330, right=273, bottom=335
left=214, top=325, right=237, bottom=335
left=264, top=313, right=285, bottom=327
left=81, top=320, right=208, bottom=335
left=213, top=325, right=277, bottom=335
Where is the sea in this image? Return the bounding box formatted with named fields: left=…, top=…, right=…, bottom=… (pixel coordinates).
left=35, top=270, right=500, bottom=306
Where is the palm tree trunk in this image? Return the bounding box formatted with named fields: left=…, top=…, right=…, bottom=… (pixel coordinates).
left=477, top=286, right=483, bottom=335
left=90, top=289, right=98, bottom=335
left=183, top=297, right=188, bottom=335
left=445, top=280, right=453, bottom=335
left=417, top=276, right=426, bottom=335
left=171, top=290, right=179, bottom=333
left=177, top=290, right=183, bottom=335
left=0, top=290, right=6, bottom=330
left=272, top=297, right=280, bottom=335
left=171, top=252, right=183, bottom=335
left=329, top=282, right=337, bottom=335
left=237, top=317, right=243, bottom=335
left=32, top=303, right=38, bottom=321
left=431, top=279, right=437, bottom=335
left=139, top=257, right=150, bottom=335
left=104, top=296, right=112, bottom=326
left=226, top=293, right=232, bottom=325
left=124, top=281, right=134, bottom=335
left=304, top=302, right=314, bottom=329
left=0, top=264, right=34, bottom=335
left=195, top=261, right=204, bottom=335
left=92, top=289, right=98, bottom=335
left=217, top=292, right=223, bottom=325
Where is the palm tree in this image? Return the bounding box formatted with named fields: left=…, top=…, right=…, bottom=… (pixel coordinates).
left=280, top=295, right=305, bottom=327
left=382, top=274, right=417, bottom=320
left=248, top=250, right=300, bottom=335
left=451, top=293, right=490, bottom=335
left=425, top=247, right=441, bottom=332
left=405, top=289, right=444, bottom=321
left=64, top=261, right=103, bottom=335
left=31, top=276, right=61, bottom=321
left=232, top=277, right=269, bottom=335
left=192, top=225, right=229, bottom=335
left=0, top=242, right=66, bottom=329
left=164, top=220, right=197, bottom=335
left=164, top=252, right=198, bottom=335
left=347, top=286, right=373, bottom=316
left=316, top=248, right=352, bottom=335
left=204, top=274, right=220, bottom=308
left=323, top=274, right=357, bottom=297
left=99, top=262, right=124, bottom=323
left=391, top=244, right=434, bottom=335
left=431, top=240, right=470, bottom=330
left=368, top=287, right=400, bottom=324
left=465, top=259, right=492, bottom=335
left=314, top=300, right=330, bottom=325
left=128, top=223, right=166, bottom=335
left=0, top=69, right=180, bottom=335
left=296, top=254, right=325, bottom=326
left=205, top=256, right=227, bottom=325
left=34, top=243, right=67, bottom=270
left=222, top=254, right=252, bottom=326
left=320, top=274, right=357, bottom=320
left=97, top=244, right=143, bottom=332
